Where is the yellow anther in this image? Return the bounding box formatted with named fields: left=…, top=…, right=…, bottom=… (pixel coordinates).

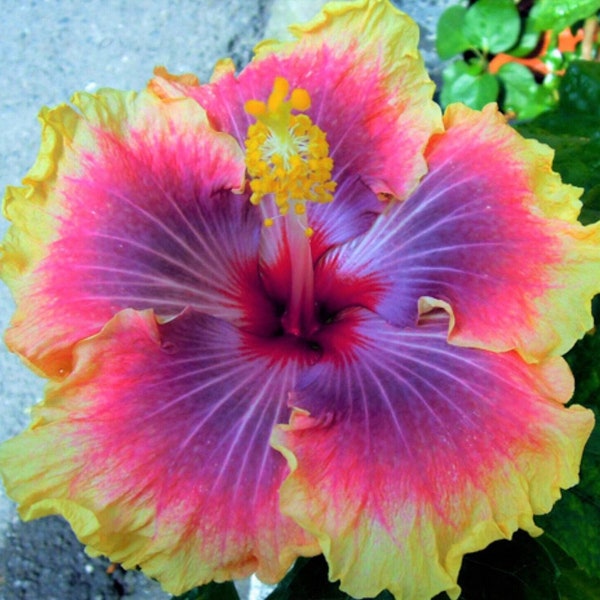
left=245, top=99, right=267, bottom=118
left=290, top=88, right=311, bottom=112
left=264, top=217, right=275, bottom=227
left=289, top=155, right=303, bottom=170
left=243, top=76, right=336, bottom=230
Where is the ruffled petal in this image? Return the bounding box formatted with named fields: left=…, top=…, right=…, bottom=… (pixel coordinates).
left=151, top=0, right=441, bottom=249
left=1, top=88, right=276, bottom=376
left=317, top=103, right=600, bottom=360
left=0, top=308, right=320, bottom=594
left=272, top=308, right=593, bottom=600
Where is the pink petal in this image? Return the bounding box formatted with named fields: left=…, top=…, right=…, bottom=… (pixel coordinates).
left=273, top=308, right=593, bottom=599
left=3, top=89, right=275, bottom=376
left=317, top=104, right=600, bottom=359
left=151, top=0, right=441, bottom=250
left=0, top=308, right=320, bottom=594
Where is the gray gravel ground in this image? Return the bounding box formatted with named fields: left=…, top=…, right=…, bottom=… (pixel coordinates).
left=0, top=1, right=453, bottom=598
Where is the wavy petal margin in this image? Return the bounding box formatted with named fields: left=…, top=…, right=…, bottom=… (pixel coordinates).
left=0, top=309, right=320, bottom=594
left=0, top=88, right=277, bottom=376
left=272, top=308, right=594, bottom=600
left=151, top=0, right=442, bottom=249
left=318, top=103, right=600, bottom=360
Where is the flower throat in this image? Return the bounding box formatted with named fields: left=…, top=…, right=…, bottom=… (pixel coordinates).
left=244, top=77, right=336, bottom=336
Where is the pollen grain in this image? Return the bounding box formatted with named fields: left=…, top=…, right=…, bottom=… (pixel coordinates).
left=244, top=77, right=336, bottom=233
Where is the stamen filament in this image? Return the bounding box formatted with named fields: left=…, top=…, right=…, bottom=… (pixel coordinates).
left=244, top=76, right=337, bottom=337
left=282, top=213, right=316, bottom=336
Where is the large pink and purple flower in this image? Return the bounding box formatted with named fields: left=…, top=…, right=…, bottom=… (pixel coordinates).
left=1, top=1, right=599, bottom=599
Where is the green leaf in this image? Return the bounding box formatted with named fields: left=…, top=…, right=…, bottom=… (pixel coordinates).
left=463, top=0, right=521, bottom=54
left=516, top=115, right=600, bottom=213
left=530, top=0, right=600, bottom=32
left=497, top=62, right=557, bottom=119
left=440, top=60, right=499, bottom=109
left=508, top=16, right=543, bottom=58
left=436, top=5, right=471, bottom=60
left=556, top=567, right=600, bottom=600
left=537, top=536, right=600, bottom=600
left=578, top=184, right=600, bottom=225
left=560, top=59, right=600, bottom=117
left=172, top=581, right=240, bottom=600
left=431, top=532, right=560, bottom=600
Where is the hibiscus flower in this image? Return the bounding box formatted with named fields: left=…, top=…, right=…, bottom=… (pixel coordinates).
left=0, top=1, right=598, bottom=599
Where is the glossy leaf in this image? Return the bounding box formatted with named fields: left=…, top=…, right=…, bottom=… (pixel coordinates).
left=440, top=59, right=499, bottom=109
left=515, top=116, right=600, bottom=214
left=508, top=16, right=543, bottom=58
left=436, top=5, right=471, bottom=59
left=538, top=536, right=600, bottom=600
left=463, top=0, right=521, bottom=54
left=560, top=59, right=600, bottom=117
left=497, top=62, right=556, bottom=119
left=530, top=0, right=600, bottom=32
left=556, top=568, right=600, bottom=600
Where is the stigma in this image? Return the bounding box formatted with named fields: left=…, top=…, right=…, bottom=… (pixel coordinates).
left=244, top=77, right=336, bottom=236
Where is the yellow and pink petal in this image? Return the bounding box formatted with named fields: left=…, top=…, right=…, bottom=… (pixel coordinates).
left=1, top=88, right=275, bottom=377
left=273, top=308, right=594, bottom=600
left=0, top=308, right=321, bottom=594
left=317, top=103, right=600, bottom=361
left=151, top=0, right=442, bottom=251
